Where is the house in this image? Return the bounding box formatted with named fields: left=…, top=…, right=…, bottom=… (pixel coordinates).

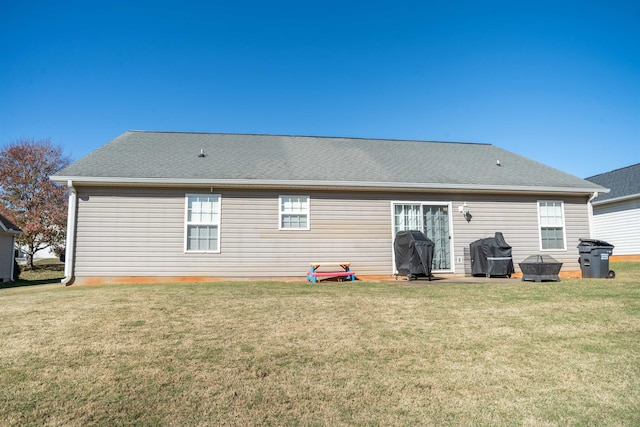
left=586, top=163, right=640, bottom=261
left=0, top=214, right=22, bottom=282
left=51, top=131, right=607, bottom=285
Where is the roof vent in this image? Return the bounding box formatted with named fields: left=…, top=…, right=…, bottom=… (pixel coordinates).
left=198, top=149, right=206, bottom=158
left=496, top=160, right=501, bottom=166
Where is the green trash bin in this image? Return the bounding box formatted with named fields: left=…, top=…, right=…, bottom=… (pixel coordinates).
left=577, top=239, right=615, bottom=279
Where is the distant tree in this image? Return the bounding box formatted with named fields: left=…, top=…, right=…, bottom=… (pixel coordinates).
left=0, top=139, right=71, bottom=269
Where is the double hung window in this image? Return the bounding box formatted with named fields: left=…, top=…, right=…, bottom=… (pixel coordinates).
left=185, top=194, right=220, bottom=252
left=538, top=200, right=566, bottom=250
left=279, top=196, right=309, bottom=230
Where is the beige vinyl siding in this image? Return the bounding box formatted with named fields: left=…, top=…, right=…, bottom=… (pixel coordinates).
left=72, top=187, right=591, bottom=280
left=592, top=199, right=640, bottom=255
left=73, top=188, right=394, bottom=278
left=0, top=233, right=14, bottom=282
left=74, top=189, right=184, bottom=275
left=449, top=195, right=589, bottom=274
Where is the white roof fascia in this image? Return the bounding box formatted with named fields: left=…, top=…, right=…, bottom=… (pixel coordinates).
left=592, top=193, right=640, bottom=206
left=0, top=222, right=21, bottom=235
left=51, top=175, right=603, bottom=195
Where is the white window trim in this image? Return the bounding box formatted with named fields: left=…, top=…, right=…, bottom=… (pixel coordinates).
left=279, top=195, right=310, bottom=230
left=537, top=200, right=567, bottom=251
left=184, top=193, right=221, bottom=253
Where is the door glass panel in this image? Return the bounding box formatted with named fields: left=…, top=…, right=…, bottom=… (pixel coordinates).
left=423, top=205, right=451, bottom=269
left=394, top=204, right=421, bottom=234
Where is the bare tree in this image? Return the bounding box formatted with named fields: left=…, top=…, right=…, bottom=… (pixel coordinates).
left=0, top=139, right=71, bottom=269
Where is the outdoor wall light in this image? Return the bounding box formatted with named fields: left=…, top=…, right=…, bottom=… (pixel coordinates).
left=458, top=202, right=472, bottom=222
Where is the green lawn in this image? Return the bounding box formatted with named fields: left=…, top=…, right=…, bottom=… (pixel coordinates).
left=1, top=263, right=639, bottom=426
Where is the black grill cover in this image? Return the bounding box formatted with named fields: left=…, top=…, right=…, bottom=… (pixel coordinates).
left=470, top=232, right=515, bottom=276
left=394, top=230, right=435, bottom=279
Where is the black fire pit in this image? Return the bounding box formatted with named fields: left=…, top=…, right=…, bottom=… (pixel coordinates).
left=519, top=255, right=562, bottom=282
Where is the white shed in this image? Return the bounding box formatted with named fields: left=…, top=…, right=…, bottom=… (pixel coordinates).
left=0, top=214, right=22, bottom=282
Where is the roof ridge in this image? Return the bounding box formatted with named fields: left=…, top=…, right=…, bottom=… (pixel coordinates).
left=586, top=162, right=640, bottom=179
left=126, top=130, right=490, bottom=146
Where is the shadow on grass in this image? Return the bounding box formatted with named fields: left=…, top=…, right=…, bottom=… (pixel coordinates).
left=4, top=259, right=65, bottom=290
left=0, top=278, right=63, bottom=289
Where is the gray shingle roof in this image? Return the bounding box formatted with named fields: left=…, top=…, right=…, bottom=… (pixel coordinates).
left=0, top=213, right=21, bottom=233
left=586, top=163, right=640, bottom=203
left=53, top=131, right=604, bottom=193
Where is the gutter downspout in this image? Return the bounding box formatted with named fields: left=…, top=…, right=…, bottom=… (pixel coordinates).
left=10, top=234, right=17, bottom=281
left=587, top=191, right=598, bottom=238
left=62, top=180, right=77, bottom=285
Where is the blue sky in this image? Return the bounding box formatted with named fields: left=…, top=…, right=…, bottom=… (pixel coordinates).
left=1, top=0, right=638, bottom=178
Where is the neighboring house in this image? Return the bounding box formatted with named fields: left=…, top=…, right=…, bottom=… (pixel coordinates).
left=586, top=163, right=640, bottom=261
left=51, top=131, right=608, bottom=285
left=0, top=214, right=22, bottom=282
left=17, top=245, right=57, bottom=261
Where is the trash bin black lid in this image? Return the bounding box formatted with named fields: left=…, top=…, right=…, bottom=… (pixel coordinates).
left=577, top=238, right=614, bottom=248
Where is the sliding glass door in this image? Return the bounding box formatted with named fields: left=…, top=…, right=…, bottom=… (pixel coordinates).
left=393, top=203, right=452, bottom=271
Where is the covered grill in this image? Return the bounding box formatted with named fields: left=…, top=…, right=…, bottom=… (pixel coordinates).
left=519, top=255, right=562, bottom=282
left=394, top=230, right=435, bottom=280
left=469, top=232, right=515, bottom=277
